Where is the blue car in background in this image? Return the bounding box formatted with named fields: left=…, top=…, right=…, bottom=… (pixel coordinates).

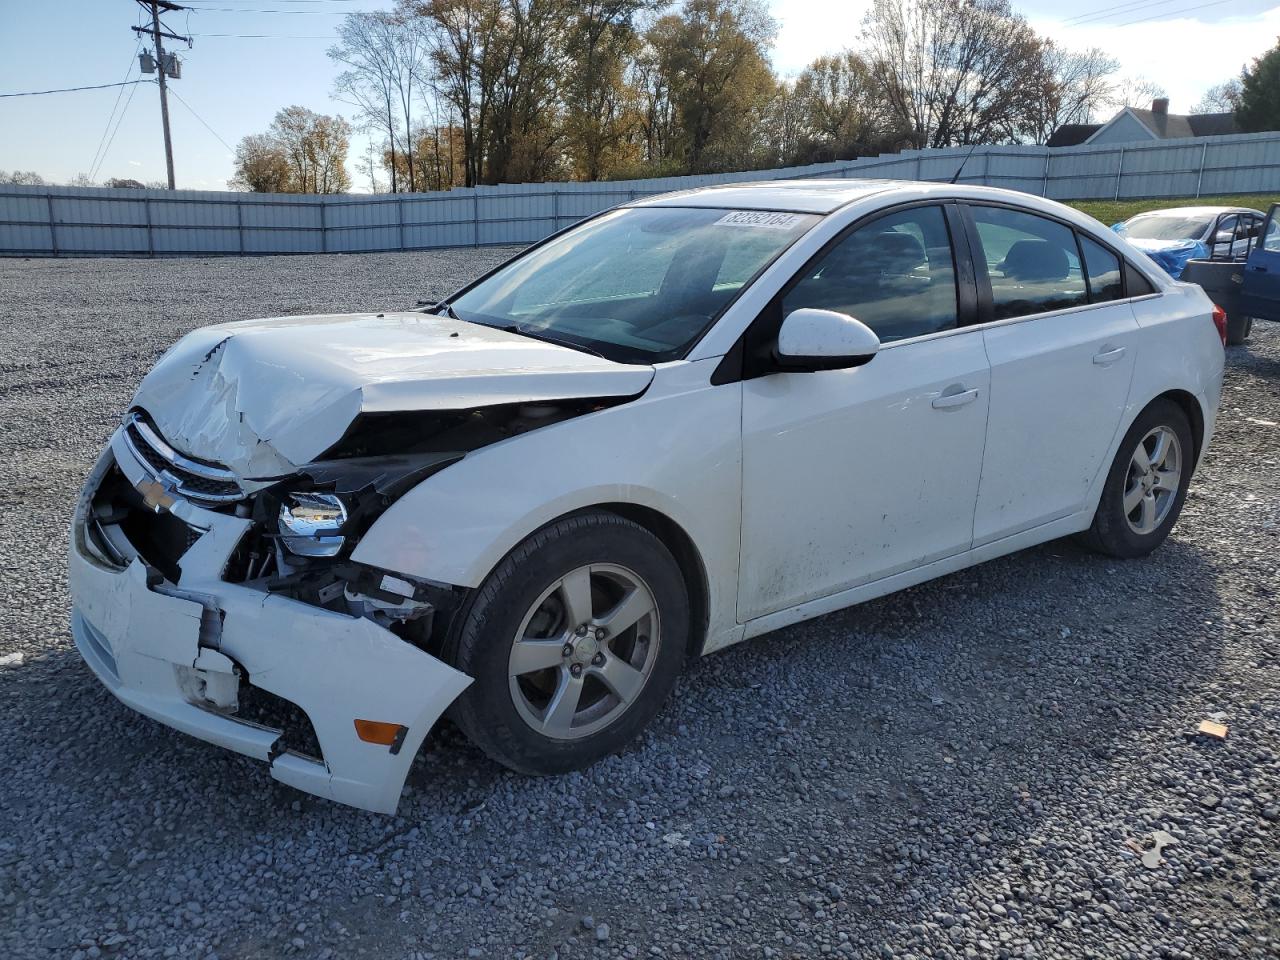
left=1114, top=206, right=1266, bottom=278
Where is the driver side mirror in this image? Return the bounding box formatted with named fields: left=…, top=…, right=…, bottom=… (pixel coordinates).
left=774, top=308, right=880, bottom=372
left=1214, top=230, right=1234, bottom=244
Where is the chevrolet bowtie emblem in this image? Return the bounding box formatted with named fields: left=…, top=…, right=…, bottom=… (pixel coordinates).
left=136, top=477, right=176, bottom=513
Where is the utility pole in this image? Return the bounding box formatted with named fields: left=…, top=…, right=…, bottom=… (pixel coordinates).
left=131, top=1, right=190, bottom=189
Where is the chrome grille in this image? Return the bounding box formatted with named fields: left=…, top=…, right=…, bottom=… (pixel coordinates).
left=122, top=413, right=245, bottom=505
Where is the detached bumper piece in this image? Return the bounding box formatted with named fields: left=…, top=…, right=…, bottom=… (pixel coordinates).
left=68, top=434, right=471, bottom=814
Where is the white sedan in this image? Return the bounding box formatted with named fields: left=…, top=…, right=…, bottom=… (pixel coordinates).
left=69, top=181, right=1225, bottom=813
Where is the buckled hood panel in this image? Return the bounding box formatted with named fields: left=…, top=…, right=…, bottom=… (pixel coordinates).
left=131, top=311, right=656, bottom=477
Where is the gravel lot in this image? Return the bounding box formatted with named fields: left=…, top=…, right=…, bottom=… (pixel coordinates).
left=1, top=251, right=1278, bottom=960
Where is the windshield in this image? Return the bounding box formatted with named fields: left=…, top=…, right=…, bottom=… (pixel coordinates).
left=1122, top=214, right=1212, bottom=242
left=449, top=206, right=820, bottom=364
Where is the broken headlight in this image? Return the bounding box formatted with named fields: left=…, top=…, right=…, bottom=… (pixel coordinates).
left=278, top=492, right=348, bottom=557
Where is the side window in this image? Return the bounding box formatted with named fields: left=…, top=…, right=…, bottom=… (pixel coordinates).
left=1125, top=262, right=1156, bottom=297
left=782, top=205, right=958, bottom=342
left=1237, top=216, right=1260, bottom=241
left=1212, top=215, right=1237, bottom=251
left=1265, top=214, right=1280, bottom=253
left=970, top=206, right=1088, bottom=320
left=1079, top=235, right=1123, bottom=303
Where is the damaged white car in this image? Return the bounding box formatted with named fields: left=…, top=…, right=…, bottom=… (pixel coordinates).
left=70, top=181, right=1224, bottom=813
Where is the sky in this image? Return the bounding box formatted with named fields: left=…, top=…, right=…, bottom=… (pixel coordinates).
left=1, top=0, right=1278, bottom=192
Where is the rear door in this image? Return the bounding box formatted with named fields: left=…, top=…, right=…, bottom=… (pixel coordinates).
left=1241, top=204, right=1280, bottom=322
left=963, top=203, right=1141, bottom=545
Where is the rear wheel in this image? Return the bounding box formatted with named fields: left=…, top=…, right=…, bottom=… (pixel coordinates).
left=1080, top=399, right=1194, bottom=558
left=449, top=511, right=688, bottom=774
left=1226, top=314, right=1253, bottom=346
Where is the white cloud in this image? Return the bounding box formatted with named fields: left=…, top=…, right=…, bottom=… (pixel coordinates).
left=768, top=1, right=1280, bottom=111
left=1030, top=6, right=1280, bottom=112
left=128, top=159, right=142, bottom=167
left=769, top=0, right=873, bottom=75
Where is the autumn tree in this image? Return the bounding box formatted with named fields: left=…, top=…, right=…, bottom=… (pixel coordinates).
left=785, top=51, right=901, bottom=163
left=638, top=0, right=777, bottom=173
left=229, top=108, right=352, bottom=194
left=561, top=1, right=650, bottom=180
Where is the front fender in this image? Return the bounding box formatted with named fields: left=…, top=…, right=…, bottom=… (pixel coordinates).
left=350, top=359, right=744, bottom=650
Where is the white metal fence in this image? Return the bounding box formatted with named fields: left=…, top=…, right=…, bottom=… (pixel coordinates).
left=3, top=131, right=1278, bottom=257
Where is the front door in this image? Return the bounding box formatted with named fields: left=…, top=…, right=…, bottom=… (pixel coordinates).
left=1242, top=204, right=1280, bottom=323
left=964, top=204, right=1140, bottom=545
left=738, top=204, right=990, bottom=621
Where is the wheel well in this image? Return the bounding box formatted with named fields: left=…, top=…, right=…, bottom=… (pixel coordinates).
left=593, top=503, right=711, bottom=661
left=1154, top=389, right=1205, bottom=466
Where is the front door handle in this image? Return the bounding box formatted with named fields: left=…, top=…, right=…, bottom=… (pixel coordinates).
left=1093, top=346, right=1127, bottom=366
left=932, top=387, right=980, bottom=409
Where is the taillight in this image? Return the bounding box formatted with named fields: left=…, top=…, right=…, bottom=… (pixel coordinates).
left=1211, top=304, right=1228, bottom=346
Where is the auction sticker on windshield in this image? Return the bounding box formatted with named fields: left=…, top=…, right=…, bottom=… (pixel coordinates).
left=715, top=211, right=809, bottom=230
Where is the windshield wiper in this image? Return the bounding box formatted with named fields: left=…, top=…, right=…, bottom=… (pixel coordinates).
left=494, top=322, right=609, bottom=361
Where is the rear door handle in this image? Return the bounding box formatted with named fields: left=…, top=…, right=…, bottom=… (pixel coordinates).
left=1093, top=346, right=1126, bottom=366
left=932, top=387, right=980, bottom=409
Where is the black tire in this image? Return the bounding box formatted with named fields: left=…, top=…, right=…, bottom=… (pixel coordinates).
left=447, top=510, right=688, bottom=775
left=1079, top=398, right=1194, bottom=559
left=1226, top=315, right=1252, bottom=346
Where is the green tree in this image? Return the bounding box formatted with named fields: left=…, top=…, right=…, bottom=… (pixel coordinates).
left=1236, top=38, right=1280, bottom=133
left=639, top=0, right=778, bottom=173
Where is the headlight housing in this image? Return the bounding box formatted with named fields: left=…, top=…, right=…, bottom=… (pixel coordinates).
left=278, top=492, right=348, bottom=557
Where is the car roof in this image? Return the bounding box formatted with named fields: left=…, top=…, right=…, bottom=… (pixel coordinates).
left=629, top=179, right=901, bottom=214
left=1127, top=206, right=1264, bottom=218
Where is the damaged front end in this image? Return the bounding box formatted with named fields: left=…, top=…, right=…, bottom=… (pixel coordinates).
left=70, top=417, right=483, bottom=813
left=69, top=391, right=631, bottom=812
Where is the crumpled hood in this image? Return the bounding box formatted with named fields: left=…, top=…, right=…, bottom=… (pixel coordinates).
left=132, top=311, right=655, bottom=477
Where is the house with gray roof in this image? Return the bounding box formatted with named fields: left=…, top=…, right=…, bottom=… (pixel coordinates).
left=1048, top=98, right=1239, bottom=147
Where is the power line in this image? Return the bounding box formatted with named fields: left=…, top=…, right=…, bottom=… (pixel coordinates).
left=88, top=42, right=144, bottom=177
left=192, top=31, right=337, bottom=38
left=1113, top=0, right=1233, bottom=27
left=91, top=79, right=148, bottom=181
left=182, top=0, right=367, bottom=4
left=0, top=80, right=149, bottom=98
left=1064, top=0, right=1171, bottom=25
left=166, top=87, right=235, bottom=152
left=179, top=6, right=357, bottom=12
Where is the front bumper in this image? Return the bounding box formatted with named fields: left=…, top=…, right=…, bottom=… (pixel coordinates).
left=68, top=430, right=471, bottom=814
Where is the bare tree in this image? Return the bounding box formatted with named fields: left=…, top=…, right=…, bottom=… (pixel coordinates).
left=0, top=170, right=47, bottom=186
left=1193, top=78, right=1243, bottom=114
left=862, top=0, right=1046, bottom=149
left=1108, top=75, right=1167, bottom=112
left=1022, top=45, right=1118, bottom=144
left=330, top=12, right=420, bottom=192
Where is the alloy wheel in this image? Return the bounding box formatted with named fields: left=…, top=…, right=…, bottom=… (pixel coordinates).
left=1123, top=425, right=1182, bottom=536
left=507, top=563, right=661, bottom=740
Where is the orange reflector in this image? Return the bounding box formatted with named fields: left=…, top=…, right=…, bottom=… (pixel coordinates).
left=354, top=719, right=406, bottom=746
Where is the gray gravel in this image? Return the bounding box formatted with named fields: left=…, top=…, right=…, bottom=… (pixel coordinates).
left=2, top=251, right=1279, bottom=960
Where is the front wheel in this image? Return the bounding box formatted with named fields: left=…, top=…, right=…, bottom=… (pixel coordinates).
left=1080, top=399, right=1194, bottom=558
left=448, top=511, right=689, bottom=775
